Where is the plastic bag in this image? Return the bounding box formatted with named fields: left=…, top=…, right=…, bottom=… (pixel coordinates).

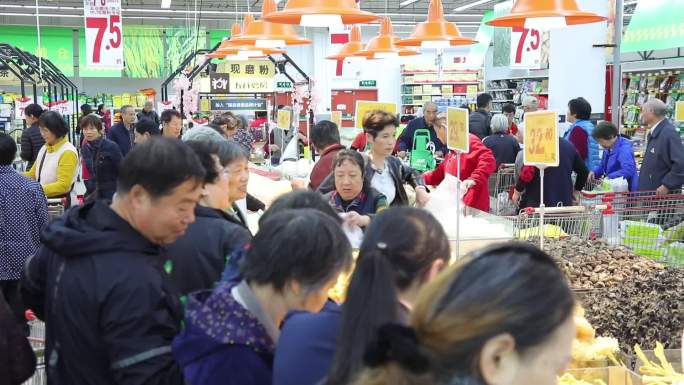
left=281, top=134, right=299, bottom=162
left=607, top=177, right=628, bottom=193
left=340, top=213, right=364, bottom=248
left=424, top=174, right=466, bottom=219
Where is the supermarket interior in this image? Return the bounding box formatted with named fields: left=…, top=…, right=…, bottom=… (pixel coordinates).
left=0, top=0, right=683, bottom=385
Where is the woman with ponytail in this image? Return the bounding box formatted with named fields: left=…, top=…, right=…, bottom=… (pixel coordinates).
left=273, top=207, right=449, bottom=385
left=353, top=242, right=576, bottom=385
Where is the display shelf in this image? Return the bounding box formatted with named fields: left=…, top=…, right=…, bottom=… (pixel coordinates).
left=401, top=93, right=467, bottom=96
left=401, top=70, right=480, bottom=75
left=403, top=81, right=480, bottom=85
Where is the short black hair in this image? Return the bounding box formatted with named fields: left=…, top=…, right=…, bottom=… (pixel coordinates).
left=333, top=149, right=366, bottom=176
left=80, top=104, right=93, bottom=115
left=568, top=97, right=592, bottom=120
left=502, top=103, right=516, bottom=114
left=242, top=209, right=352, bottom=292
left=38, top=111, right=69, bottom=138
left=259, top=190, right=341, bottom=227
left=161, top=109, right=182, bottom=124
left=477, top=93, right=493, bottom=109
left=80, top=114, right=103, bottom=132
left=24, top=103, right=44, bottom=119
left=592, top=121, right=619, bottom=140
left=97, top=104, right=105, bottom=114
left=117, top=137, right=205, bottom=199
left=310, top=120, right=340, bottom=150
left=135, top=118, right=161, bottom=136
left=185, top=140, right=220, bottom=185
left=0, top=132, right=17, bottom=165
left=216, top=140, right=249, bottom=167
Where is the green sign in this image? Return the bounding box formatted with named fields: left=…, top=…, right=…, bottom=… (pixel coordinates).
left=492, top=0, right=513, bottom=67
left=276, top=81, right=293, bottom=89
left=622, top=0, right=684, bottom=52
left=467, top=11, right=495, bottom=68
left=0, top=26, right=74, bottom=77
left=359, top=80, right=377, bottom=87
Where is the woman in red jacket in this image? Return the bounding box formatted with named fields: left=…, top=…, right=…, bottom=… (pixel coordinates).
left=423, top=134, right=496, bottom=212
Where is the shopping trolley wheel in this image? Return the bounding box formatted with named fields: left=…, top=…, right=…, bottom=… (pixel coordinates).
left=25, top=309, right=36, bottom=321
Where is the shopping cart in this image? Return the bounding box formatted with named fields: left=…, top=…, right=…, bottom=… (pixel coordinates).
left=488, top=163, right=517, bottom=216
left=582, top=190, right=684, bottom=266
left=508, top=205, right=606, bottom=242
left=24, top=315, right=46, bottom=385
left=47, top=198, right=66, bottom=222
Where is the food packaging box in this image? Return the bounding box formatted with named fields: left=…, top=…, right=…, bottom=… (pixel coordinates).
left=563, top=367, right=642, bottom=385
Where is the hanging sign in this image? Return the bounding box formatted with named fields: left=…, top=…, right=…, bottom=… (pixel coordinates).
left=0, top=69, right=20, bottom=86
left=217, top=60, right=276, bottom=93
left=209, top=73, right=230, bottom=94
left=354, top=101, right=397, bottom=129
left=277, top=109, right=292, bottom=130
left=83, top=0, right=124, bottom=69
left=276, top=81, right=293, bottom=91
left=675, top=101, right=684, bottom=122
left=157, top=100, right=174, bottom=113
left=523, top=110, right=559, bottom=167
left=510, top=27, right=542, bottom=69
left=211, top=98, right=267, bottom=111
left=47, top=100, right=75, bottom=116
left=331, top=110, right=342, bottom=128
left=359, top=80, right=377, bottom=88
left=14, top=97, right=34, bottom=120
left=446, top=107, right=469, bottom=153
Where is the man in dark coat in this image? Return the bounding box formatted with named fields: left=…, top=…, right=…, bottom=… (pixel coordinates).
left=138, top=101, right=160, bottom=125
left=637, top=99, right=684, bottom=194
left=21, top=138, right=205, bottom=385
left=397, top=101, right=447, bottom=158
left=107, top=105, right=137, bottom=156
left=19, top=104, right=45, bottom=170
left=309, top=120, right=346, bottom=191
left=469, top=93, right=493, bottom=140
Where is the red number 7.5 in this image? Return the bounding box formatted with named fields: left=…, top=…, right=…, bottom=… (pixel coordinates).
left=109, top=15, right=122, bottom=49
left=86, top=17, right=107, bottom=63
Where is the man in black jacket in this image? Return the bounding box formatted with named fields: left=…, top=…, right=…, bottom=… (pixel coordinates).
left=19, top=104, right=45, bottom=169
left=637, top=99, right=684, bottom=194
left=469, top=93, right=493, bottom=140
left=21, top=137, right=205, bottom=385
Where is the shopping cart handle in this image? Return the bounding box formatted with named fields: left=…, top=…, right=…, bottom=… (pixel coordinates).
left=525, top=205, right=609, bottom=214
left=46, top=198, right=63, bottom=204
left=25, top=309, right=36, bottom=321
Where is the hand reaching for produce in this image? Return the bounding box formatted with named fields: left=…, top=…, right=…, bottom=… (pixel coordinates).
left=512, top=189, right=522, bottom=206
left=656, top=185, right=670, bottom=196
left=587, top=171, right=595, bottom=183
left=344, top=212, right=371, bottom=228
left=415, top=187, right=430, bottom=208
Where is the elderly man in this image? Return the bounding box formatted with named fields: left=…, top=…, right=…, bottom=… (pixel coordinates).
left=107, top=105, right=137, bottom=156
left=397, top=101, right=447, bottom=158
left=638, top=99, right=684, bottom=194
left=483, top=114, right=521, bottom=167
left=138, top=101, right=160, bottom=125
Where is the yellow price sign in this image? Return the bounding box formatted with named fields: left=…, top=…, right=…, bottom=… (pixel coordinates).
left=446, top=107, right=469, bottom=153
left=354, top=101, right=397, bottom=129
left=675, top=101, right=684, bottom=122
left=331, top=111, right=342, bottom=128
left=277, top=109, right=291, bottom=130
left=523, top=111, right=559, bottom=167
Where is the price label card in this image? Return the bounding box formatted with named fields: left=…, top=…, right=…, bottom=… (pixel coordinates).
left=277, top=109, right=292, bottom=130
left=331, top=111, right=342, bottom=128
left=354, top=101, right=397, bottom=129
left=84, top=0, right=124, bottom=69
left=446, top=107, right=469, bottom=153
left=675, top=101, right=684, bottom=122
left=14, top=96, right=34, bottom=120
left=523, top=111, right=559, bottom=167
left=510, top=27, right=542, bottom=69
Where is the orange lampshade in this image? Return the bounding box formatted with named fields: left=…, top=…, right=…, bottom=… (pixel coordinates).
left=353, top=18, right=419, bottom=59
left=231, top=0, right=312, bottom=47
left=207, top=21, right=285, bottom=59
left=262, top=0, right=379, bottom=27
left=397, top=0, right=475, bottom=48
left=326, top=26, right=365, bottom=60
left=486, top=0, right=606, bottom=28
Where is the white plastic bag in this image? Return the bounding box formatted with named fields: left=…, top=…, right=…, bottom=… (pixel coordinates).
left=424, top=174, right=466, bottom=235
left=607, top=177, right=628, bottom=193
left=281, top=134, right=299, bottom=161
left=339, top=213, right=364, bottom=248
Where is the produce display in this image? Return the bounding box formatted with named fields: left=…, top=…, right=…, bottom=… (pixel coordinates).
left=572, top=306, right=621, bottom=368
left=634, top=343, right=684, bottom=385
left=583, top=268, right=684, bottom=353
left=558, top=373, right=607, bottom=385
left=538, top=238, right=662, bottom=289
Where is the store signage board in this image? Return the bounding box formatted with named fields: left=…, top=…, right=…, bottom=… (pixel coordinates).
left=0, top=69, right=20, bottom=86
left=83, top=0, right=124, bottom=69
left=277, top=109, right=292, bottom=130
left=675, top=101, right=684, bottom=122
left=622, top=0, right=684, bottom=53
left=331, top=111, right=342, bottom=128
left=276, top=81, right=293, bottom=91
left=446, top=107, right=469, bottom=153
left=217, top=60, right=276, bottom=93
left=47, top=100, right=75, bottom=116
left=158, top=100, right=174, bottom=114
left=14, top=97, right=34, bottom=120
left=354, top=101, right=397, bottom=129
left=359, top=80, right=377, bottom=88
left=510, top=26, right=542, bottom=69
left=211, top=98, right=267, bottom=111
left=523, top=110, right=559, bottom=167
left=209, top=73, right=230, bottom=94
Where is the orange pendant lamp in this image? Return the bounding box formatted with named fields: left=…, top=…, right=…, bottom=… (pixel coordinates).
left=486, top=0, right=606, bottom=29
left=231, top=0, right=312, bottom=48
left=207, top=19, right=285, bottom=59
left=397, top=0, right=475, bottom=48
left=326, top=26, right=366, bottom=60
left=262, top=0, right=379, bottom=28
left=353, top=17, right=419, bottom=59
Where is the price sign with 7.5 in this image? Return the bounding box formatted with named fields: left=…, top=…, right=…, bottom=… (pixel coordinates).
left=84, top=0, right=124, bottom=69
left=510, top=27, right=541, bottom=69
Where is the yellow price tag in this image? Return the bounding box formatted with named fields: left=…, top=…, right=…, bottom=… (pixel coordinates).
left=354, top=101, right=397, bottom=129
left=446, top=107, right=469, bottom=153
left=277, top=109, right=291, bottom=130
left=675, top=101, right=684, bottom=122
left=331, top=111, right=342, bottom=128
left=523, top=111, right=559, bottom=167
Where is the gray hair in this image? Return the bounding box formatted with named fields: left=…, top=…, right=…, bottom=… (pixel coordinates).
left=491, top=114, right=509, bottom=134
left=522, top=96, right=539, bottom=110
left=642, top=98, right=667, bottom=117
left=120, top=105, right=134, bottom=114
left=182, top=125, right=227, bottom=143
left=423, top=101, right=438, bottom=112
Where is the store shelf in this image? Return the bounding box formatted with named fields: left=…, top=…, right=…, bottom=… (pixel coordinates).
left=492, top=99, right=513, bottom=102
left=401, top=70, right=479, bottom=75
left=403, top=81, right=480, bottom=85
left=488, top=88, right=517, bottom=91
left=401, top=93, right=467, bottom=96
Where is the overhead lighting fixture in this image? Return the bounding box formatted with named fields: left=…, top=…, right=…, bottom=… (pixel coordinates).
left=453, top=0, right=495, bottom=12
left=326, top=25, right=366, bottom=60
left=398, top=0, right=476, bottom=48
left=262, top=0, right=379, bottom=26
left=354, top=17, right=419, bottom=59
left=486, top=0, right=606, bottom=29
left=231, top=0, right=312, bottom=47
left=399, top=0, right=421, bottom=8
left=161, top=0, right=171, bottom=9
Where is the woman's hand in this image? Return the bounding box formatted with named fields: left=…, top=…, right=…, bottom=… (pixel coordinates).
left=345, top=212, right=371, bottom=228
left=462, top=179, right=476, bottom=191
left=512, top=189, right=522, bottom=206
left=587, top=171, right=595, bottom=183
left=415, top=186, right=430, bottom=208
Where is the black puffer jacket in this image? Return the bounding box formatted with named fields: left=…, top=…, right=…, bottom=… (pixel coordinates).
left=21, top=201, right=185, bottom=385
left=317, top=155, right=426, bottom=206
left=81, top=137, right=123, bottom=201
left=468, top=109, right=492, bottom=139
left=20, top=123, right=45, bottom=170
left=0, top=291, right=36, bottom=385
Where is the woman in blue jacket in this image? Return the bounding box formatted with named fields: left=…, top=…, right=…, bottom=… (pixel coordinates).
left=588, top=121, right=638, bottom=191
left=172, top=209, right=353, bottom=385
left=565, top=97, right=600, bottom=171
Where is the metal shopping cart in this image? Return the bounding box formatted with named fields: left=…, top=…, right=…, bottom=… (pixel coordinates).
left=47, top=198, right=66, bottom=222
left=488, top=163, right=517, bottom=216
left=23, top=316, right=46, bottom=385
left=581, top=189, right=684, bottom=266
left=508, top=205, right=607, bottom=242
